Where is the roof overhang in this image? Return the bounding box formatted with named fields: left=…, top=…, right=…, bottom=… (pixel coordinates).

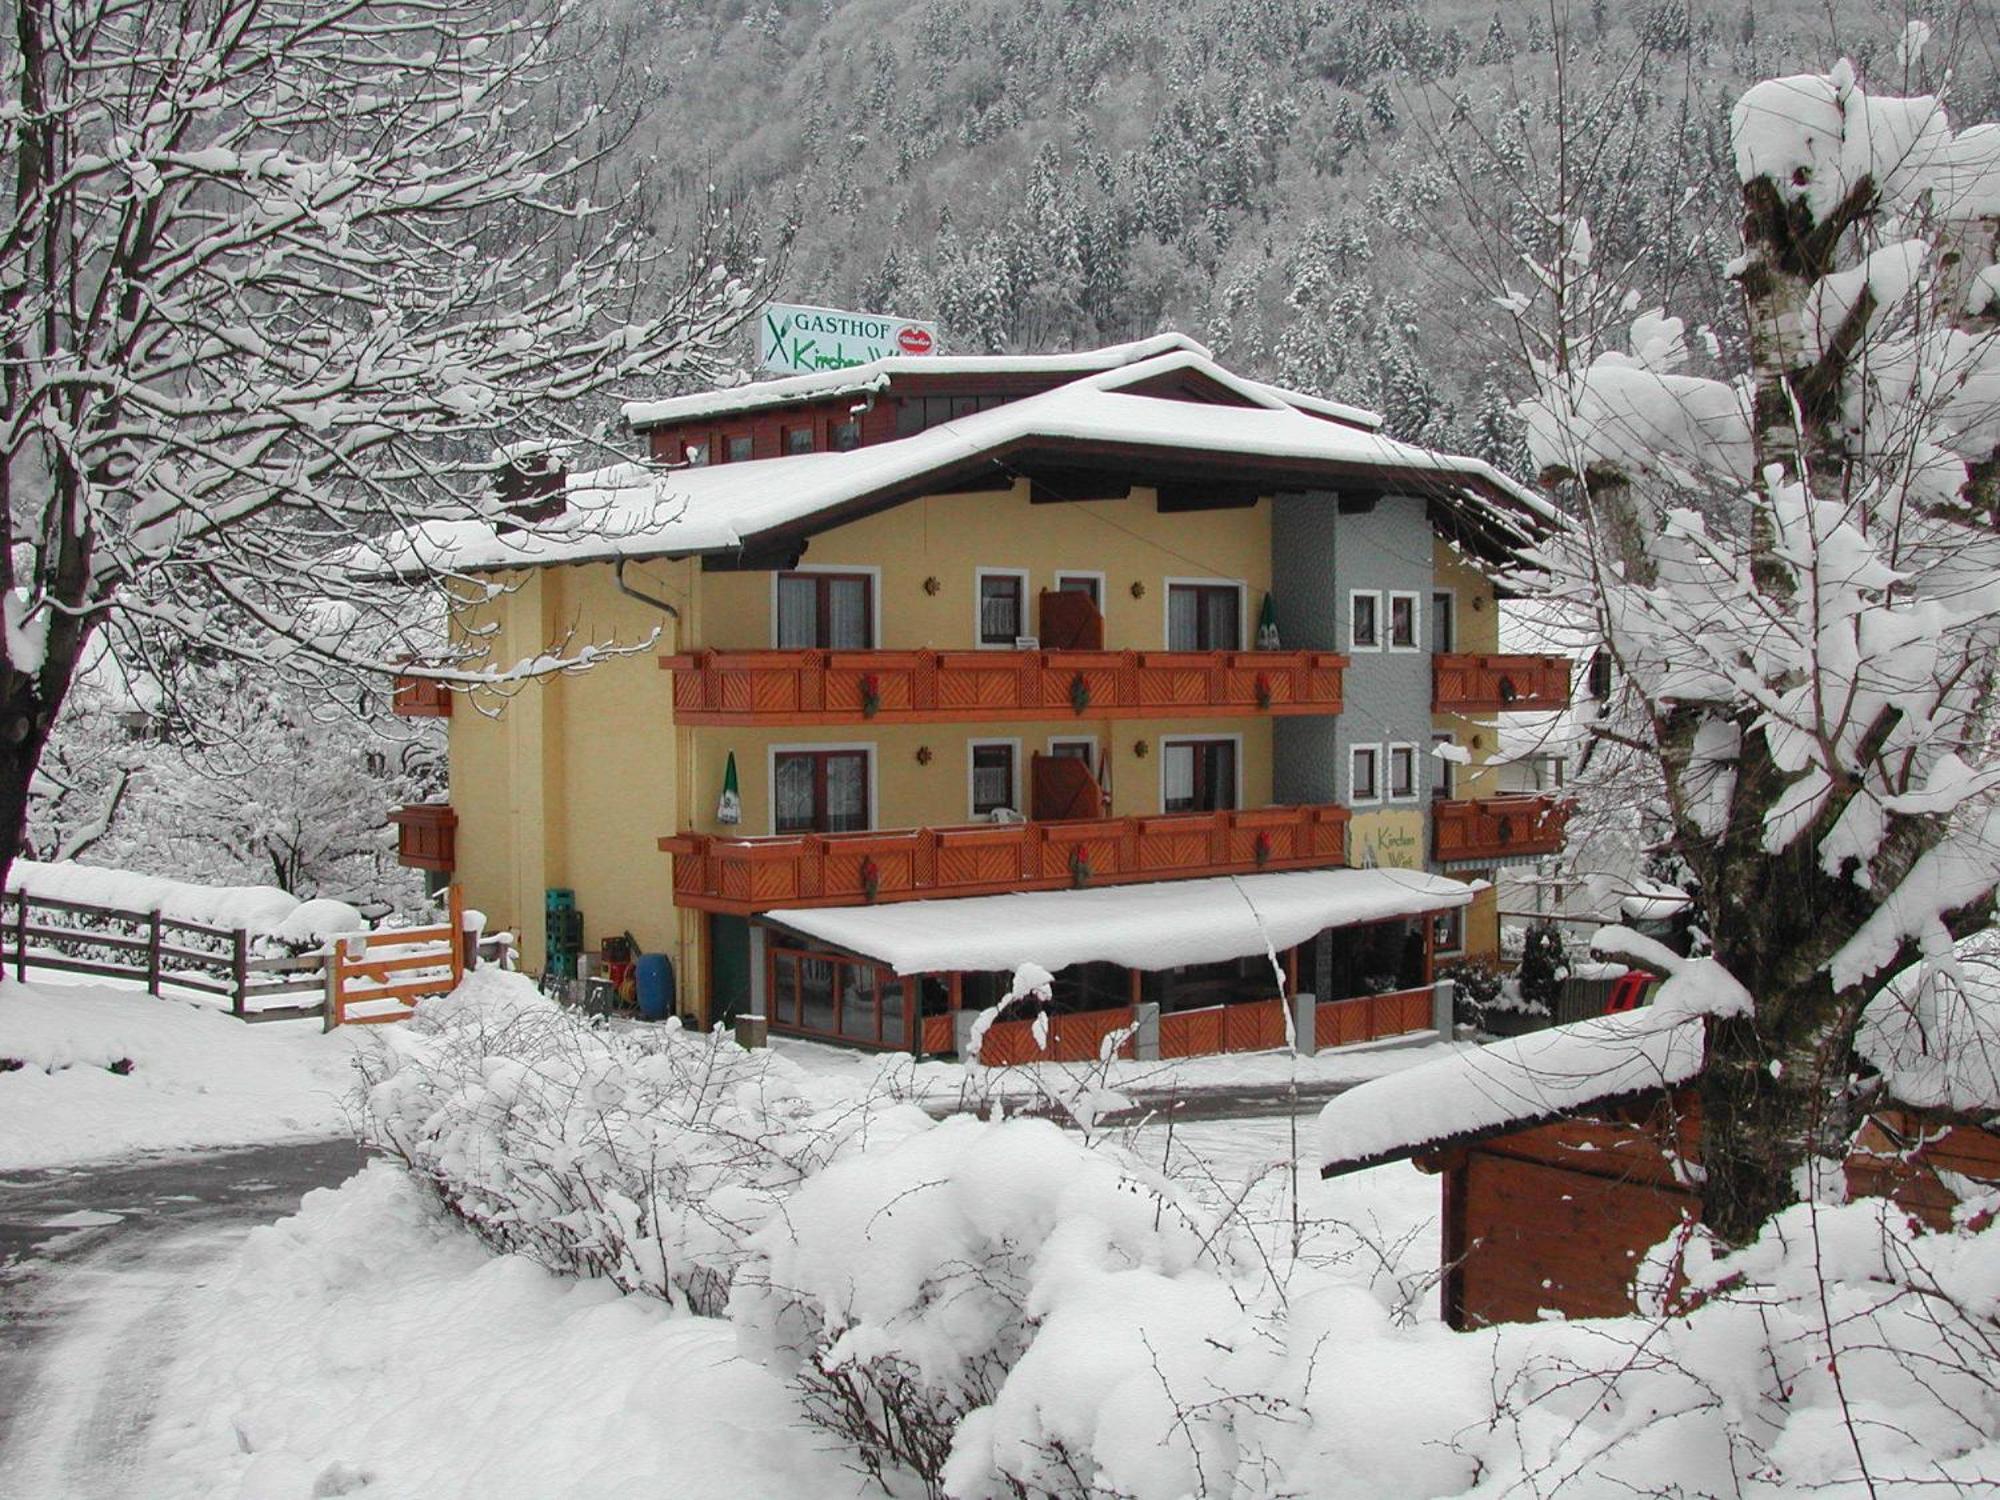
left=761, top=867, right=1476, bottom=978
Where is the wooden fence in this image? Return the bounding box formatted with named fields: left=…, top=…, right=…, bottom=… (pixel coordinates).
left=1, top=884, right=498, bottom=1026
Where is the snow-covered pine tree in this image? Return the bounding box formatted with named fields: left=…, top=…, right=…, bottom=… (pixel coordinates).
left=0, top=0, right=760, bottom=894
left=1520, top=54, right=2000, bottom=1242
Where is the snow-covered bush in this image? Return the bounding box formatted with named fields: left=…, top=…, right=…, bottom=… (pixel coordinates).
left=1515, top=921, right=1568, bottom=1016
left=733, top=1113, right=1249, bottom=1498
left=356, top=969, right=932, bottom=1314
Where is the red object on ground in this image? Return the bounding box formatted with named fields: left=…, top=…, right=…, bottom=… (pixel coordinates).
left=1604, top=970, right=1656, bottom=1013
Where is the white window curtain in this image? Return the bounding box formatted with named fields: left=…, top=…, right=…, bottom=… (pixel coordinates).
left=1163, top=743, right=1195, bottom=808
left=776, top=576, right=818, bottom=648
left=775, top=754, right=815, bottom=830
left=981, top=578, right=1020, bottom=641
left=827, top=578, right=869, bottom=648
left=1167, top=588, right=1198, bottom=650
left=826, top=755, right=866, bottom=831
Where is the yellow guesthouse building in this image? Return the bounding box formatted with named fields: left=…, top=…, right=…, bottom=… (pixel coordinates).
left=389, top=336, right=1570, bottom=1063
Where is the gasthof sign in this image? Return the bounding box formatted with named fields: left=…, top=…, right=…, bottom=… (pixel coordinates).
left=757, top=303, right=939, bottom=375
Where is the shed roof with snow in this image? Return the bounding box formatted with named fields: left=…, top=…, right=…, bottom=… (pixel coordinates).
left=763, top=867, right=1476, bottom=978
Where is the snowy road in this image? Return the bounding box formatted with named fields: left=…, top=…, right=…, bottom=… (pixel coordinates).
left=0, top=1138, right=368, bottom=1498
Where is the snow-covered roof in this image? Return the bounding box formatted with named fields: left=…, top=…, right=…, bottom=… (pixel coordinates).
left=1317, top=1009, right=1705, bottom=1174
left=765, top=867, right=1476, bottom=978
left=1317, top=953, right=1751, bottom=1172
left=373, top=351, right=1554, bottom=577
left=619, top=333, right=1382, bottom=432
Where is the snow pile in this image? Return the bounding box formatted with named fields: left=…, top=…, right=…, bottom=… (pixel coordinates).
left=1732, top=64, right=1950, bottom=218
left=357, top=968, right=933, bottom=1314
left=139, top=1163, right=859, bottom=1500
left=0, top=979, right=359, bottom=1168
left=6, top=857, right=362, bottom=944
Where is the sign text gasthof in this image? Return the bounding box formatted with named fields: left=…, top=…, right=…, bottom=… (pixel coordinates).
left=757, top=303, right=939, bottom=375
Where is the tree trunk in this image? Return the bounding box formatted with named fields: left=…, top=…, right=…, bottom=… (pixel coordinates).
left=0, top=671, right=60, bottom=900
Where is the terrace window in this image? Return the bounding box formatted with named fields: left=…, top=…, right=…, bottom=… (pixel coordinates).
left=774, top=749, right=869, bottom=834
left=1162, top=737, right=1237, bottom=813
left=977, top=570, right=1028, bottom=646
left=1166, top=582, right=1242, bottom=651
left=776, top=571, right=873, bottom=649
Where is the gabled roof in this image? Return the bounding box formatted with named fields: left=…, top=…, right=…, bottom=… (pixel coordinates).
left=376, top=350, right=1557, bottom=579
left=619, top=332, right=1383, bottom=432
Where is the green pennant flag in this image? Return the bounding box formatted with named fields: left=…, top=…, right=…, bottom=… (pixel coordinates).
left=1257, top=592, right=1280, bottom=650
left=718, top=750, right=742, bottom=825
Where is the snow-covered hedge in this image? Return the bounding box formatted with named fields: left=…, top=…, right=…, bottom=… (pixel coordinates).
left=357, top=970, right=934, bottom=1313
left=7, top=857, right=365, bottom=946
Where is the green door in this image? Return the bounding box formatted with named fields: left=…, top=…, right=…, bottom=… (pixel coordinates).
left=708, top=914, right=752, bottom=1025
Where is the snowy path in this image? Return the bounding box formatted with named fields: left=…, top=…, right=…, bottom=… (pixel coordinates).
left=0, top=1139, right=367, bottom=1497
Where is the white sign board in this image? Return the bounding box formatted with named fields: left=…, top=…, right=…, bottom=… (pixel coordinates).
left=757, top=303, right=939, bottom=375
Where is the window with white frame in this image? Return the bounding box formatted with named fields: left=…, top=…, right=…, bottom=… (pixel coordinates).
left=776, top=570, right=874, bottom=649
left=969, top=740, right=1019, bottom=818
left=1387, top=591, right=1420, bottom=651
left=1166, top=581, right=1243, bottom=651
left=1162, top=737, right=1237, bottom=813
left=1388, top=742, right=1418, bottom=800
left=774, top=748, right=870, bottom=834
left=1349, top=744, right=1380, bottom=802
left=976, top=569, right=1029, bottom=646
left=1349, top=591, right=1381, bottom=651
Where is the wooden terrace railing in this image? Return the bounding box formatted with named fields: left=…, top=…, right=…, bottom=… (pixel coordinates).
left=1432, top=653, right=1571, bottom=713
left=659, top=647, right=1348, bottom=725
left=661, top=803, right=1352, bottom=914
left=1433, top=795, right=1571, bottom=863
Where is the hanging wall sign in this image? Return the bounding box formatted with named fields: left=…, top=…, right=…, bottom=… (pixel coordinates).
left=757, top=303, right=940, bottom=375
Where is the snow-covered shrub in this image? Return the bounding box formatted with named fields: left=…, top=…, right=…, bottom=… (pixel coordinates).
left=732, top=1114, right=1246, bottom=1497
left=1515, top=920, right=1568, bottom=1016
left=1437, top=956, right=1504, bottom=1030
left=356, top=969, right=932, bottom=1314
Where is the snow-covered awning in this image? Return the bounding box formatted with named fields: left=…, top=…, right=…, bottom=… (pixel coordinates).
left=763, top=868, right=1476, bottom=978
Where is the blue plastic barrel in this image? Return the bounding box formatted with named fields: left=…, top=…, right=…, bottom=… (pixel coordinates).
left=636, top=953, right=674, bottom=1021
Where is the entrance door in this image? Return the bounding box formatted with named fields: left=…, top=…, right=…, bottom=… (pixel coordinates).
left=709, top=913, right=751, bottom=1024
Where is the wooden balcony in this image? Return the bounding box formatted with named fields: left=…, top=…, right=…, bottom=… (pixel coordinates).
left=392, top=803, right=457, bottom=872
left=1432, top=653, right=1570, bottom=713
left=659, top=647, right=1347, bottom=726
left=1432, top=796, right=1569, bottom=864
left=660, top=803, right=1352, bottom=914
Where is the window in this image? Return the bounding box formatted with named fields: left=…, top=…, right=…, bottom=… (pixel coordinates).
left=770, top=944, right=906, bottom=1046
left=1162, top=738, right=1237, bottom=813
left=830, top=419, right=861, bottom=451
left=1048, top=737, right=1096, bottom=772
left=1432, top=732, right=1456, bottom=800
left=1431, top=907, right=1464, bottom=956
left=1166, top=582, right=1243, bottom=651
left=1388, top=743, right=1417, bottom=800
left=725, top=433, right=753, bottom=463
left=784, top=426, right=815, bottom=456
left=1055, top=572, right=1103, bottom=607
left=776, top=571, right=874, bottom=649
left=1349, top=591, right=1381, bottom=651
left=773, top=749, right=869, bottom=834
left=1388, top=591, right=1420, bottom=651
left=1431, top=592, right=1455, bottom=653
left=1350, top=744, right=1380, bottom=802
left=683, top=438, right=711, bottom=467
left=970, top=741, right=1018, bottom=817
left=976, top=569, right=1028, bottom=646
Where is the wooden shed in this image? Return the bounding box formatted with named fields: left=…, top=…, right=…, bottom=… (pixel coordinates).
left=1318, top=1006, right=2000, bottom=1331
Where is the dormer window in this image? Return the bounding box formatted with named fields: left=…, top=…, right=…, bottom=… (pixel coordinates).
left=831, top=419, right=861, bottom=451
left=726, top=434, right=753, bottom=463
left=785, top=426, right=815, bottom=456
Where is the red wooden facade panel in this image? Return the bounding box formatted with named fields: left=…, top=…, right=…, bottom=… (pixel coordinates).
left=1431, top=653, right=1571, bottom=713
left=660, top=648, right=1347, bottom=725
left=1432, top=795, right=1570, bottom=862
left=662, top=804, right=1352, bottom=915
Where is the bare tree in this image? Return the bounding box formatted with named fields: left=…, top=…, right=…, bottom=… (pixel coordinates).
left=0, top=0, right=762, bottom=891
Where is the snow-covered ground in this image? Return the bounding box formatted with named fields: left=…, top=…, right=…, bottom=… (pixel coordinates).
left=0, top=979, right=362, bottom=1170
left=44, top=1127, right=1432, bottom=1500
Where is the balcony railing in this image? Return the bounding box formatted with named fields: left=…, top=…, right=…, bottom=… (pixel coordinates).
left=660, top=803, right=1352, bottom=914
left=1432, top=795, right=1569, bottom=863
left=392, top=803, right=457, bottom=872
left=659, top=648, right=1347, bottom=725
left=1432, top=653, right=1570, bottom=713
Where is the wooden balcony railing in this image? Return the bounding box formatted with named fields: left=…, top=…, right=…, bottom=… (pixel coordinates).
left=660, top=803, right=1352, bottom=914
left=1432, top=653, right=1570, bottom=713
left=659, top=647, right=1347, bottom=725
left=392, top=803, right=457, bottom=872
left=1432, top=795, right=1569, bottom=863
